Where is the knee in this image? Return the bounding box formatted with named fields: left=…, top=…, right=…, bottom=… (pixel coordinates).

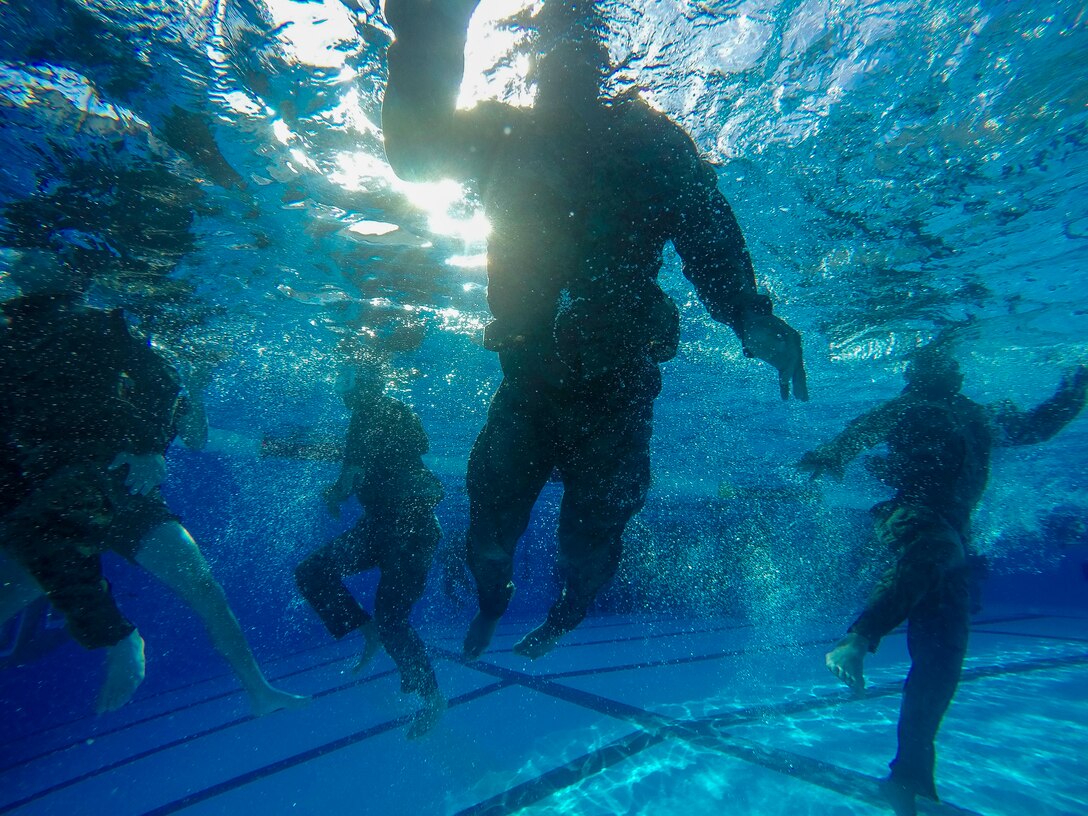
left=295, top=554, right=330, bottom=595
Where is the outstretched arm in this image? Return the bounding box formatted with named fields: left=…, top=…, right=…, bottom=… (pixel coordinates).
left=989, top=365, right=1088, bottom=447
left=798, top=398, right=905, bottom=480
left=381, top=0, right=488, bottom=182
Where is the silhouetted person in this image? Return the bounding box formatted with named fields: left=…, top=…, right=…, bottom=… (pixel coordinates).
left=295, top=356, right=445, bottom=738
left=800, top=345, right=1087, bottom=815
left=0, top=250, right=306, bottom=714
left=381, top=0, right=808, bottom=660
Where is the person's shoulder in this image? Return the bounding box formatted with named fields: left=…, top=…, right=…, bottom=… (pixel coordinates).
left=616, top=97, right=696, bottom=149
left=464, top=100, right=525, bottom=135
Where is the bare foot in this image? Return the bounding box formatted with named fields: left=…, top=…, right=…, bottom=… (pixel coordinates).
left=407, top=690, right=446, bottom=739
left=463, top=612, right=498, bottom=660
left=250, top=685, right=311, bottom=717
left=97, top=629, right=146, bottom=714
left=353, top=620, right=381, bottom=674
left=513, top=623, right=563, bottom=660
left=825, top=632, right=869, bottom=694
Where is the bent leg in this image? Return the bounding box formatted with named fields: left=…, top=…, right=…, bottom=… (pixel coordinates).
left=373, top=514, right=444, bottom=737
left=849, top=509, right=965, bottom=650
left=135, top=522, right=307, bottom=715
left=295, top=524, right=376, bottom=639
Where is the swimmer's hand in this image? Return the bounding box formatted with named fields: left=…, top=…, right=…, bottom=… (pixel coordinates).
left=109, top=453, right=167, bottom=495
left=797, top=449, right=845, bottom=481
left=740, top=313, right=809, bottom=401
left=97, top=629, right=146, bottom=714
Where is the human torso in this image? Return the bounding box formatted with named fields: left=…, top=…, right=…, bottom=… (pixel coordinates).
left=473, top=98, right=684, bottom=353
left=883, top=392, right=993, bottom=533
left=0, top=299, right=161, bottom=475
left=345, top=396, right=443, bottom=513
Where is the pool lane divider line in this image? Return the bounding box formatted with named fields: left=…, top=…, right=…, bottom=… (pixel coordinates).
left=27, top=642, right=1084, bottom=816
left=137, top=681, right=511, bottom=816
left=0, top=611, right=1062, bottom=803
left=0, top=668, right=404, bottom=815
left=0, top=612, right=699, bottom=757
left=2, top=613, right=1072, bottom=814
left=0, top=616, right=762, bottom=772
left=0, top=643, right=381, bottom=776
left=453, top=649, right=1088, bottom=816
left=445, top=647, right=1085, bottom=816
left=968, top=628, right=1088, bottom=645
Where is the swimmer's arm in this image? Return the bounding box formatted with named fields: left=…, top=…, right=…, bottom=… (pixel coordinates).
left=666, top=133, right=807, bottom=399
left=799, top=399, right=904, bottom=480
left=118, top=316, right=183, bottom=455
left=988, top=365, right=1088, bottom=447
left=381, top=0, right=505, bottom=182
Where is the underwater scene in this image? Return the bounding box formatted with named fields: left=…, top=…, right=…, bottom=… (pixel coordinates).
left=1, top=0, right=1086, bottom=814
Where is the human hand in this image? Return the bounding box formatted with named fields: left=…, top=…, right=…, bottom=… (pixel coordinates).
left=109, top=453, right=167, bottom=495
left=797, top=449, right=844, bottom=481
left=96, top=629, right=146, bottom=714
left=740, top=313, right=808, bottom=401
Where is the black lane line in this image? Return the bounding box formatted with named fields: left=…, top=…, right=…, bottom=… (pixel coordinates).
left=139, top=681, right=510, bottom=816
left=43, top=638, right=1084, bottom=816
left=480, top=619, right=757, bottom=657
left=0, top=611, right=1043, bottom=756
left=537, top=612, right=1056, bottom=681
left=451, top=650, right=1088, bottom=816
left=675, top=726, right=981, bottom=816
left=0, top=612, right=681, bottom=753
left=0, top=643, right=371, bottom=775
left=0, top=668, right=401, bottom=815
left=970, top=629, right=1088, bottom=646
left=2, top=611, right=1058, bottom=803
left=0, top=617, right=753, bottom=775
left=0, top=636, right=356, bottom=754
left=456, top=729, right=668, bottom=816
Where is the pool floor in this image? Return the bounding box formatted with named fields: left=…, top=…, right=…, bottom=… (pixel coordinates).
left=2, top=609, right=1086, bottom=815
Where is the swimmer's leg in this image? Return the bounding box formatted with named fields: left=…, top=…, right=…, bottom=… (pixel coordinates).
left=825, top=632, right=870, bottom=693
left=136, top=522, right=309, bottom=716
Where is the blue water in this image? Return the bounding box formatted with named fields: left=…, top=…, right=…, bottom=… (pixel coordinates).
left=1, top=0, right=1086, bottom=814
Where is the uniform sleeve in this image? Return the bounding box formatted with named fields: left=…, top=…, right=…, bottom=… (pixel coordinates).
left=114, top=312, right=181, bottom=455
left=382, top=6, right=510, bottom=183
left=665, top=122, right=770, bottom=335
left=987, top=371, right=1088, bottom=446
left=807, top=398, right=906, bottom=474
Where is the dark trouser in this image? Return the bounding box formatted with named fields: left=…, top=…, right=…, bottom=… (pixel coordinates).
left=465, top=365, right=657, bottom=635
left=295, top=508, right=440, bottom=696
left=2, top=461, right=176, bottom=649
left=849, top=505, right=970, bottom=800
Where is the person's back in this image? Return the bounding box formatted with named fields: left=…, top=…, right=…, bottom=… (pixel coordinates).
left=875, top=390, right=993, bottom=535
left=345, top=393, right=442, bottom=513
left=0, top=294, right=179, bottom=474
